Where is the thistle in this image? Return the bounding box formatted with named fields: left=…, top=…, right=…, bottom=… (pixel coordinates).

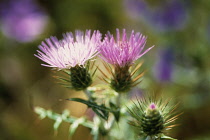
left=99, top=29, right=154, bottom=93
left=35, top=30, right=102, bottom=90
left=128, top=96, right=182, bottom=140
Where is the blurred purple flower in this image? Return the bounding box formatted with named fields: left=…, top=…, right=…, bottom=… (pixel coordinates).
left=154, top=47, right=174, bottom=82
left=100, top=29, right=154, bottom=67
left=0, top=0, right=48, bottom=42
left=35, top=30, right=101, bottom=69
left=128, top=87, right=143, bottom=99
left=123, top=0, right=147, bottom=19
left=151, top=0, right=188, bottom=31
left=207, top=21, right=210, bottom=42
left=124, top=0, right=188, bottom=31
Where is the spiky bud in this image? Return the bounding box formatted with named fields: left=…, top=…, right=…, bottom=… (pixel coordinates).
left=111, top=65, right=132, bottom=93
left=54, top=62, right=97, bottom=91
left=99, top=62, right=146, bottom=94
left=70, top=65, right=92, bottom=90
left=141, top=103, right=164, bottom=136
left=128, top=97, right=181, bottom=139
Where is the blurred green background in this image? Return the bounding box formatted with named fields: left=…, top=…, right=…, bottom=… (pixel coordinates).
left=0, top=0, right=210, bottom=139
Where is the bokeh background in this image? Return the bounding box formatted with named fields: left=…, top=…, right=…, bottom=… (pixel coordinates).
left=0, top=0, right=210, bottom=139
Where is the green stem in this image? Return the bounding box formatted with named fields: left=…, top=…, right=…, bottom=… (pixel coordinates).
left=116, top=93, right=121, bottom=106
left=84, top=89, right=92, bottom=99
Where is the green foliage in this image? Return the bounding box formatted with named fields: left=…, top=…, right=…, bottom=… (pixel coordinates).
left=67, top=98, right=109, bottom=121
left=34, top=107, right=95, bottom=137
left=67, top=97, right=121, bottom=122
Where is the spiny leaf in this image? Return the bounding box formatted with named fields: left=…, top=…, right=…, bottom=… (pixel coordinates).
left=109, top=102, right=120, bottom=122
left=92, top=107, right=109, bottom=120
left=67, top=98, right=110, bottom=121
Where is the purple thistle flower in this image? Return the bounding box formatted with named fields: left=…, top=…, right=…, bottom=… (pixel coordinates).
left=35, top=30, right=102, bottom=69
left=150, top=0, right=188, bottom=31
left=207, top=20, right=210, bottom=42
left=99, top=29, right=153, bottom=93
left=123, top=0, right=147, bottom=19
left=100, top=29, right=154, bottom=67
left=0, top=0, right=48, bottom=42
left=124, top=0, right=188, bottom=31
left=154, top=47, right=174, bottom=82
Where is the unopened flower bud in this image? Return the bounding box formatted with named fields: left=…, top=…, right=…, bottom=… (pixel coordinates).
left=142, top=103, right=164, bottom=136
left=70, top=65, right=92, bottom=90
left=128, top=97, right=181, bottom=139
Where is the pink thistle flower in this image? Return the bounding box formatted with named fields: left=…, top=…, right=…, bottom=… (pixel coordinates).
left=100, top=29, right=154, bottom=67
left=99, top=29, right=154, bottom=93
left=35, top=30, right=101, bottom=69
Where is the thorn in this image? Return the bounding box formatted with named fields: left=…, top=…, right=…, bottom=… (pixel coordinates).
left=132, top=71, right=145, bottom=83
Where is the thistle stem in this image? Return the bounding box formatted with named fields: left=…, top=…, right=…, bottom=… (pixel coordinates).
left=116, top=93, right=121, bottom=106
left=84, top=89, right=92, bottom=99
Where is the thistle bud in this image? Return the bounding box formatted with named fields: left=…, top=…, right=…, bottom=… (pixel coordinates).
left=128, top=97, right=181, bottom=139
left=111, top=65, right=132, bottom=93
left=70, top=65, right=92, bottom=90
left=142, top=103, right=164, bottom=136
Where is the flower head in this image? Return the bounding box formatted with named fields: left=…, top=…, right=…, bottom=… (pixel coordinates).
left=99, top=29, right=153, bottom=93
left=100, top=29, right=154, bottom=67
left=35, top=30, right=101, bottom=70
left=35, top=30, right=101, bottom=90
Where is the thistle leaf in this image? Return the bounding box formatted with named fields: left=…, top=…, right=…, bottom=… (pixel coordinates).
left=109, top=102, right=120, bottom=122
left=92, top=107, right=109, bottom=120
left=67, top=98, right=110, bottom=120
